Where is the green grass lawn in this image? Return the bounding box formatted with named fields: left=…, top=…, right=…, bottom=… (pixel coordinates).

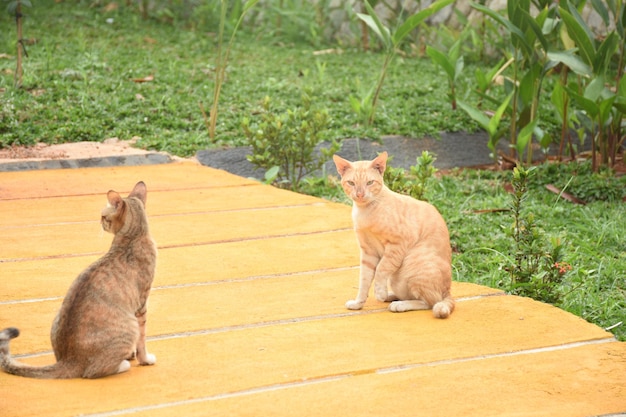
left=1, top=2, right=624, bottom=341
left=0, top=1, right=477, bottom=154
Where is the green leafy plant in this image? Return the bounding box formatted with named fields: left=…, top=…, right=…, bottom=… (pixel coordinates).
left=384, top=151, right=437, bottom=200
left=241, top=93, right=340, bottom=191
left=558, top=0, right=626, bottom=171
left=261, top=165, right=280, bottom=185
left=507, top=165, right=567, bottom=304
left=464, top=0, right=625, bottom=169
left=355, top=0, right=455, bottom=125
left=550, top=71, right=581, bottom=160
left=469, top=0, right=557, bottom=164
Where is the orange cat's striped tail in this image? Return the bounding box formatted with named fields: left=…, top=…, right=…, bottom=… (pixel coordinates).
left=432, top=296, right=455, bottom=319
left=0, top=327, right=68, bottom=379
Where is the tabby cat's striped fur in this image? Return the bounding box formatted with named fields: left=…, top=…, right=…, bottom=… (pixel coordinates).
left=0, top=181, right=157, bottom=378
left=333, top=152, right=455, bottom=318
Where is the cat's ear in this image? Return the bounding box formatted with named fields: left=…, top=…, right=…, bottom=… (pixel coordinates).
left=128, top=181, right=147, bottom=206
left=371, top=151, right=388, bottom=175
left=107, top=191, right=124, bottom=211
left=333, top=154, right=352, bottom=177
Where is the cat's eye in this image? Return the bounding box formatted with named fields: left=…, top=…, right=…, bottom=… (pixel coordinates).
left=347, top=181, right=355, bottom=186
left=367, top=180, right=374, bottom=186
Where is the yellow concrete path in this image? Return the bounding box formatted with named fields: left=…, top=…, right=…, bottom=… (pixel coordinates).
left=0, top=161, right=624, bottom=417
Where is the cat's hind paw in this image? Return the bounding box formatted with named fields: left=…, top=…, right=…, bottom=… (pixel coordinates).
left=389, top=301, right=406, bottom=312
left=389, top=300, right=430, bottom=313
left=139, top=353, right=156, bottom=366
left=345, top=299, right=365, bottom=310
left=117, top=360, right=131, bottom=374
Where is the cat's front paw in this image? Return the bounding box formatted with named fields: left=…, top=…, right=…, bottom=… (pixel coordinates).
left=345, top=299, right=365, bottom=310
left=139, top=353, right=156, bottom=366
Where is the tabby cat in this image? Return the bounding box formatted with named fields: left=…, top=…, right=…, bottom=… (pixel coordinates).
left=333, top=152, right=455, bottom=318
left=0, top=181, right=157, bottom=378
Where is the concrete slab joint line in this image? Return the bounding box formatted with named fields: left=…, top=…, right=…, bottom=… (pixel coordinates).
left=9, top=292, right=503, bottom=359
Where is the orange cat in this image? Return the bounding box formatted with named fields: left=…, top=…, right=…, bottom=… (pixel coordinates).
left=0, top=181, right=157, bottom=378
left=333, top=152, right=455, bottom=318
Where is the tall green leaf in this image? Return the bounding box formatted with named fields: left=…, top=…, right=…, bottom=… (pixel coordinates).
left=488, top=92, right=514, bottom=138
left=598, top=96, right=616, bottom=125
left=426, top=46, right=455, bottom=79
left=559, top=4, right=596, bottom=67
left=593, top=31, right=619, bottom=75
left=358, top=0, right=392, bottom=48
left=392, top=0, right=455, bottom=45
left=590, top=0, right=611, bottom=26
left=458, top=92, right=514, bottom=154
left=517, top=118, right=539, bottom=157
left=551, top=82, right=567, bottom=123
left=547, top=50, right=592, bottom=76
left=518, top=63, right=542, bottom=107
left=457, top=101, right=491, bottom=131
left=470, top=2, right=534, bottom=58
left=584, top=76, right=606, bottom=102
left=566, top=89, right=599, bottom=118
left=454, top=56, right=464, bottom=82
left=615, top=74, right=626, bottom=114
left=519, top=7, right=549, bottom=53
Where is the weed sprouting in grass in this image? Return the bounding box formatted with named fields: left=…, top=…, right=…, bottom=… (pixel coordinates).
left=207, top=0, right=259, bottom=142
left=5, top=0, right=31, bottom=88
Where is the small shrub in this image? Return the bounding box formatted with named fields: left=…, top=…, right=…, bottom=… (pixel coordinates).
left=507, top=165, right=567, bottom=304
left=384, top=151, right=437, bottom=200
left=242, top=93, right=340, bottom=191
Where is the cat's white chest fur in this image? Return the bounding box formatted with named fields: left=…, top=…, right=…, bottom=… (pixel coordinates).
left=351, top=203, right=388, bottom=256
left=351, top=203, right=372, bottom=228
left=351, top=199, right=389, bottom=231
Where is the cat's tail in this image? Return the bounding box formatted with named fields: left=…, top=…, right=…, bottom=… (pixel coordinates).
left=432, top=295, right=455, bottom=319
left=0, top=327, right=70, bottom=379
